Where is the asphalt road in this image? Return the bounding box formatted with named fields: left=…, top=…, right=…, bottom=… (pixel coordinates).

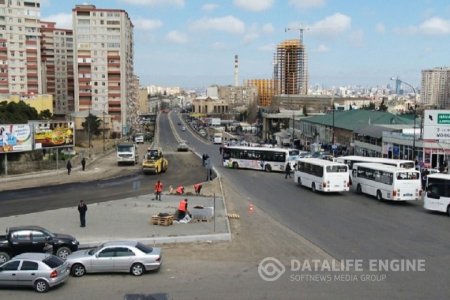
left=1, top=111, right=449, bottom=299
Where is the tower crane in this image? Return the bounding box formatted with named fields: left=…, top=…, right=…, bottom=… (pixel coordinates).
left=285, top=26, right=310, bottom=43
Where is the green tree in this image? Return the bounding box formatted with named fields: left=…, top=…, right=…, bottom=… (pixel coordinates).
left=302, top=105, right=308, bottom=116
left=378, top=99, right=388, bottom=112
left=82, top=113, right=101, bottom=136
left=0, top=101, right=40, bottom=123
left=38, top=109, right=53, bottom=120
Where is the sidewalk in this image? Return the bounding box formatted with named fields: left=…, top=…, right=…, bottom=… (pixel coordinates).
left=0, top=141, right=231, bottom=247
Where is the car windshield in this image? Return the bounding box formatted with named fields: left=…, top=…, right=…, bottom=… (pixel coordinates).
left=43, top=255, right=64, bottom=268
left=88, top=245, right=103, bottom=255
left=41, top=228, right=56, bottom=238
left=118, top=145, right=133, bottom=152
left=135, top=242, right=153, bottom=254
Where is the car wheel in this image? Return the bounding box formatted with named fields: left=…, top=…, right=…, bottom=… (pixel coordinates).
left=71, top=263, right=86, bottom=277
left=356, top=184, right=362, bottom=194
left=56, top=246, right=71, bottom=260
left=232, top=162, right=239, bottom=169
left=376, top=190, right=383, bottom=201
left=311, top=183, right=316, bottom=193
left=130, top=263, right=145, bottom=276
left=34, top=279, right=49, bottom=293
left=0, top=252, right=10, bottom=263
left=264, top=164, right=272, bottom=172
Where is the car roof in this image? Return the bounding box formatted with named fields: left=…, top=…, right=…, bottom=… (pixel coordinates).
left=7, top=225, right=46, bottom=232
left=13, top=253, right=52, bottom=260
left=100, top=240, right=138, bottom=247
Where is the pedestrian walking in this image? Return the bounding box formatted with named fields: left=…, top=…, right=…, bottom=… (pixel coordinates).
left=66, top=159, right=72, bottom=175
left=77, top=200, right=88, bottom=227
left=81, top=157, right=86, bottom=171
left=285, top=163, right=292, bottom=179
left=154, top=180, right=163, bottom=201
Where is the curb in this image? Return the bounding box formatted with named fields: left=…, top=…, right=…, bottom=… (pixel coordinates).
left=79, top=232, right=232, bottom=249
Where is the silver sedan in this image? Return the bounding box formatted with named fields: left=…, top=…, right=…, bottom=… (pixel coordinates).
left=66, top=241, right=162, bottom=277
left=0, top=253, right=70, bottom=293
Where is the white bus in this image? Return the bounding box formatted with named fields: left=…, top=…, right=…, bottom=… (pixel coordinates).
left=424, top=173, right=450, bottom=216
left=294, top=158, right=350, bottom=193
left=335, top=156, right=415, bottom=170
left=222, top=146, right=299, bottom=172
left=352, top=163, right=422, bottom=201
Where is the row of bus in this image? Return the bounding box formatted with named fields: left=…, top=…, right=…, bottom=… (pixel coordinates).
left=221, top=145, right=450, bottom=216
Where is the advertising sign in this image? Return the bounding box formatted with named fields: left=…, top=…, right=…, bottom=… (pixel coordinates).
left=423, top=110, right=450, bottom=140
left=0, top=124, right=33, bottom=153
left=33, top=121, right=74, bottom=149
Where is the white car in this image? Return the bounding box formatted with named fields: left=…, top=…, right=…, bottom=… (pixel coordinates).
left=66, top=241, right=162, bottom=277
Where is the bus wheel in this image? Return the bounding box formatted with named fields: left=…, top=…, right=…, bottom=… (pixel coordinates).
left=376, top=190, right=383, bottom=201
left=356, top=184, right=362, bottom=194
left=311, top=183, right=316, bottom=193
left=297, top=178, right=302, bottom=186
left=264, top=165, right=272, bottom=172
left=232, top=162, right=239, bottom=169
left=447, top=205, right=450, bottom=217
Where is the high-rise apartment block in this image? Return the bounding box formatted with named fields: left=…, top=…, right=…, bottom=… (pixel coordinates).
left=273, top=39, right=308, bottom=96
left=72, top=4, right=134, bottom=136
left=421, top=67, right=450, bottom=108
left=40, top=21, right=74, bottom=116
left=0, top=0, right=41, bottom=95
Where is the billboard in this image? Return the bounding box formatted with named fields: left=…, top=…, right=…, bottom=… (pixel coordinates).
left=423, top=110, right=450, bottom=140
left=33, top=121, right=74, bottom=149
left=0, top=124, right=33, bottom=153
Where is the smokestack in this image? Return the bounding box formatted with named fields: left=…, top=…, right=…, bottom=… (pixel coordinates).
left=234, top=54, right=239, bottom=86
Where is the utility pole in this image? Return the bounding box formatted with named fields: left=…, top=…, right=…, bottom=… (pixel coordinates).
left=103, top=110, right=105, bottom=153
left=88, top=108, right=92, bottom=158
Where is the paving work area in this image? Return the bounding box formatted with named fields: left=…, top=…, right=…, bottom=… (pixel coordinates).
left=0, top=193, right=230, bottom=248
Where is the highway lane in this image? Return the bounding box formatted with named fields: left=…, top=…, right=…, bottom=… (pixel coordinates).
left=173, top=112, right=450, bottom=298
left=0, top=114, right=205, bottom=217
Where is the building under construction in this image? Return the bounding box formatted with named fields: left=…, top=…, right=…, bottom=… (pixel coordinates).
left=273, top=39, right=308, bottom=95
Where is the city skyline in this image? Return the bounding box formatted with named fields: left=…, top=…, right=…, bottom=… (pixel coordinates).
left=42, top=0, right=450, bottom=89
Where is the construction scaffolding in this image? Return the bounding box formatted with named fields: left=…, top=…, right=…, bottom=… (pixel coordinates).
left=273, top=39, right=308, bottom=96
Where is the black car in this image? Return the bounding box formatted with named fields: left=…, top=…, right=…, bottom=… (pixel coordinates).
left=0, top=225, right=79, bottom=262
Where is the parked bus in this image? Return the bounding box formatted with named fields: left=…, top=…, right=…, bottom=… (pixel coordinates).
left=352, top=163, right=422, bottom=201
left=222, top=146, right=299, bottom=172
left=424, top=173, right=450, bottom=216
left=335, top=156, right=415, bottom=170
left=294, top=158, right=350, bottom=193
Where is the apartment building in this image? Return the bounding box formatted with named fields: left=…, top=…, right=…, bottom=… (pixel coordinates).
left=72, top=4, right=135, bottom=136
left=0, top=0, right=41, bottom=95
left=245, top=79, right=277, bottom=107
left=421, top=67, right=450, bottom=109
left=40, top=21, right=74, bottom=117
left=217, top=85, right=257, bottom=108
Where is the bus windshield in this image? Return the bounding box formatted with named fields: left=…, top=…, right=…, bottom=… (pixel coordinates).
left=117, top=145, right=133, bottom=152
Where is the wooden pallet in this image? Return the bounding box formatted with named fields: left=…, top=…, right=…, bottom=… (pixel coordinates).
left=227, top=213, right=240, bottom=219
left=150, top=215, right=174, bottom=226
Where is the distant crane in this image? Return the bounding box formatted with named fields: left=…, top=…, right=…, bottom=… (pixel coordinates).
left=285, top=26, right=311, bottom=43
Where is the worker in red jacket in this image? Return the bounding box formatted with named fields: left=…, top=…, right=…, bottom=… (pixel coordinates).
left=175, top=185, right=184, bottom=195
left=177, top=198, right=188, bottom=220
left=194, top=183, right=202, bottom=195
left=154, top=180, right=163, bottom=201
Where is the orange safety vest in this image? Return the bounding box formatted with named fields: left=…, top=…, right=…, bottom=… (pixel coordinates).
left=176, top=186, right=184, bottom=194
left=155, top=182, right=163, bottom=192
left=178, top=200, right=187, bottom=212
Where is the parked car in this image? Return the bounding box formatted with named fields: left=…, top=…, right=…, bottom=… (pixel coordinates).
left=177, top=141, right=189, bottom=152
left=0, top=253, right=70, bottom=293
left=66, top=241, right=162, bottom=277
left=0, top=226, right=79, bottom=263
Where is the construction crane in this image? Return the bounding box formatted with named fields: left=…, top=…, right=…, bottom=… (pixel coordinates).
left=285, top=26, right=310, bottom=43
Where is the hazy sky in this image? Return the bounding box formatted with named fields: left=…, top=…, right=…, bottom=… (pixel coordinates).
left=41, top=0, right=450, bottom=89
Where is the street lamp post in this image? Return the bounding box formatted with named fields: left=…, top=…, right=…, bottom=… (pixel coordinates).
left=391, top=77, right=417, bottom=160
